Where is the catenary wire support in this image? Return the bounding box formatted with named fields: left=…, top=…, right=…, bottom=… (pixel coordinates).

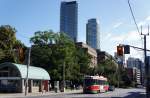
left=141, top=25, right=149, bottom=98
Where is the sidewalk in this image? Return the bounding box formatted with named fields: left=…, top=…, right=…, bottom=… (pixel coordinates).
left=0, top=89, right=82, bottom=98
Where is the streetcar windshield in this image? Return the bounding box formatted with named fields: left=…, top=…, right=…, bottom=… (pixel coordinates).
left=84, top=79, right=98, bottom=86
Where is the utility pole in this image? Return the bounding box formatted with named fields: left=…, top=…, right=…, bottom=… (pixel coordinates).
left=141, top=25, right=150, bottom=98
left=63, top=61, right=65, bottom=92
left=25, top=47, right=31, bottom=96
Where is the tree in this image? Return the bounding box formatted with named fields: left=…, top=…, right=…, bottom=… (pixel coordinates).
left=0, top=25, right=25, bottom=63
left=30, top=31, right=77, bottom=81
left=31, top=45, right=52, bottom=68
left=48, top=33, right=77, bottom=81
left=119, top=68, right=132, bottom=88
left=30, top=30, right=93, bottom=84
left=96, top=58, right=118, bottom=86
left=0, top=49, right=5, bottom=60
left=96, top=57, right=132, bottom=87
left=0, top=25, right=16, bottom=50
left=30, top=30, right=55, bottom=45
left=76, top=47, right=92, bottom=75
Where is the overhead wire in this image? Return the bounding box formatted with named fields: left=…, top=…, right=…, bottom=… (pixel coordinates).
left=127, top=0, right=144, bottom=59
left=117, top=0, right=142, bottom=46
left=127, top=0, right=141, bottom=35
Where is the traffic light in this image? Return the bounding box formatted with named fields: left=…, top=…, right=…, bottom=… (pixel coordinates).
left=117, top=46, right=123, bottom=56
left=124, top=45, right=130, bottom=54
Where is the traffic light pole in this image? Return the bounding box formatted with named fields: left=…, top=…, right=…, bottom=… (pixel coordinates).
left=120, top=44, right=150, bottom=52
left=141, top=25, right=150, bottom=98
left=142, top=34, right=150, bottom=98
left=128, top=45, right=150, bottom=52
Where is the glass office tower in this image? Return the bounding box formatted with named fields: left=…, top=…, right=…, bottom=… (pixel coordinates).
left=60, top=1, right=78, bottom=42
left=86, top=18, right=100, bottom=49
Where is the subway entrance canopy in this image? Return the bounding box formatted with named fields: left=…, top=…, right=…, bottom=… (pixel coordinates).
left=0, top=62, right=50, bottom=93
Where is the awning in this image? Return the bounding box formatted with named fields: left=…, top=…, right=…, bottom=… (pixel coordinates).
left=0, top=62, right=50, bottom=80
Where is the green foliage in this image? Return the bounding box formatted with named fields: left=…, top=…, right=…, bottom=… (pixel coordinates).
left=31, top=45, right=52, bottom=68
left=14, top=40, right=25, bottom=48
left=76, top=47, right=91, bottom=74
left=96, top=58, right=132, bottom=87
left=30, top=30, right=91, bottom=83
left=0, top=49, right=5, bottom=60
left=0, top=25, right=25, bottom=63
left=119, top=68, right=132, bottom=88
left=0, top=25, right=16, bottom=49
left=30, top=30, right=55, bottom=45
left=97, top=59, right=117, bottom=75
left=96, top=58, right=118, bottom=86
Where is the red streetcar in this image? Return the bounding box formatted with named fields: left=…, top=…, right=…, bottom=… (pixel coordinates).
left=83, top=75, right=109, bottom=94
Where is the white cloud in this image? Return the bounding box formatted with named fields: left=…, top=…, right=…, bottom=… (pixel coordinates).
left=103, top=33, right=112, bottom=40
left=109, top=30, right=141, bottom=43
left=138, top=15, right=150, bottom=27
left=125, top=31, right=141, bottom=42
left=113, top=22, right=123, bottom=29
left=146, top=16, right=150, bottom=21
left=138, top=21, right=146, bottom=27
left=110, top=34, right=125, bottom=42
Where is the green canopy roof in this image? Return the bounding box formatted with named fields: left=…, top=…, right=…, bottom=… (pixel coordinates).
left=0, top=62, right=50, bottom=80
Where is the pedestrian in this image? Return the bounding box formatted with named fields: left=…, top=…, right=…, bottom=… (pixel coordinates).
left=73, top=85, right=75, bottom=90
left=49, top=83, right=52, bottom=91
left=42, top=84, right=44, bottom=94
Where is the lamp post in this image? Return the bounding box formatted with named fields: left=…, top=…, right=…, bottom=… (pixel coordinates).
left=63, top=61, right=65, bottom=92
left=25, top=47, right=31, bottom=96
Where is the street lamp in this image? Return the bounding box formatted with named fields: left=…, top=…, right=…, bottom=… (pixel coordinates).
left=63, top=61, right=65, bottom=92
left=25, top=46, right=31, bottom=96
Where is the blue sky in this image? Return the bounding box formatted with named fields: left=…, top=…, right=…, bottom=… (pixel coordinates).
left=0, top=0, right=150, bottom=59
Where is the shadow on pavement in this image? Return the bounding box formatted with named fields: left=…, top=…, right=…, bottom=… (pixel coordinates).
left=111, top=91, right=146, bottom=98
left=120, top=91, right=146, bottom=98
left=70, top=91, right=146, bottom=98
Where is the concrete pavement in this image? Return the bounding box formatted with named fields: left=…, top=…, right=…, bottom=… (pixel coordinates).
left=0, top=89, right=82, bottom=98
left=0, top=88, right=146, bottom=98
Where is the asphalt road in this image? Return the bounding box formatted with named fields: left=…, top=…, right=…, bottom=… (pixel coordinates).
left=3, top=88, right=146, bottom=98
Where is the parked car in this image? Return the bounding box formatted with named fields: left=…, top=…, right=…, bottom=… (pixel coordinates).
left=108, top=85, right=115, bottom=91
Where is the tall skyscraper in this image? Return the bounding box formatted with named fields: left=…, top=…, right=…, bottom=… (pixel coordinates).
left=86, top=18, right=100, bottom=49
left=60, top=1, right=78, bottom=42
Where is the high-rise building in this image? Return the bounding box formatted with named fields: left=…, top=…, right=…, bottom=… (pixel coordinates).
left=126, top=57, right=144, bottom=84
left=86, top=18, right=100, bottom=49
left=60, top=1, right=78, bottom=42
left=127, top=57, right=142, bottom=69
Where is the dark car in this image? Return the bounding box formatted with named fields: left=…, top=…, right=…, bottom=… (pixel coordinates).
left=108, top=85, right=115, bottom=91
